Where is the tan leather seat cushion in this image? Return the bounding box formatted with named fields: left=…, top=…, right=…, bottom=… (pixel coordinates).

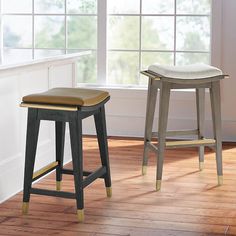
left=22, top=87, right=110, bottom=107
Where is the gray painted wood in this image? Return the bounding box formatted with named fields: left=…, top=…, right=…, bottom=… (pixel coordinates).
left=141, top=70, right=224, bottom=189
left=142, top=77, right=158, bottom=170
left=196, top=88, right=205, bottom=168
left=156, top=82, right=171, bottom=181
left=210, top=81, right=223, bottom=176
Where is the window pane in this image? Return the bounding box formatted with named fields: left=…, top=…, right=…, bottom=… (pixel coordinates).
left=34, top=50, right=64, bottom=59
left=3, top=16, right=32, bottom=48
left=142, top=16, right=174, bottom=50
left=141, top=52, right=174, bottom=70
left=108, top=16, right=139, bottom=50
left=176, top=16, right=210, bottom=51
left=34, top=0, right=64, bottom=14
left=67, top=0, right=97, bottom=14
left=72, top=52, right=97, bottom=84
left=108, top=0, right=140, bottom=14
left=35, top=16, right=65, bottom=48
left=67, top=16, right=97, bottom=49
left=142, top=0, right=174, bottom=14
left=108, top=52, right=139, bottom=85
left=3, top=49, right=32, bottom=64
left=176, top=52, right=210, bottom=65
left=177, top=0, right=211, bottom=14
left=2, top=0, right=32, bottom=13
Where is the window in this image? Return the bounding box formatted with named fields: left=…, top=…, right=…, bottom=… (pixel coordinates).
left=1, top=0, right=211, bottom=87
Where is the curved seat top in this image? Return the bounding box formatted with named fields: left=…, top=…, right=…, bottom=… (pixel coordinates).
left=22, top=87, right=110, bottom=107
left=147, top=63, right=225, bottom=84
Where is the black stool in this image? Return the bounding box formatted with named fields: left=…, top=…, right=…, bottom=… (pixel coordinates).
left=20, top=87, right=112, bottom=222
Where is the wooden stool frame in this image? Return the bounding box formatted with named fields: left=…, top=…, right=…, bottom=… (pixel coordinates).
left=141, top=71, right=225, bottom=191
left=22, top=98, right=111, bottom=222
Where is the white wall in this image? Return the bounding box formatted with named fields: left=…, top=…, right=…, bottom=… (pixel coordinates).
left=0, top=56, right=80, bottom=202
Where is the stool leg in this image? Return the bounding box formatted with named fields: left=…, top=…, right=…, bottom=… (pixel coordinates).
left=156, top=82, right=171, bottom=191
left=196, top=88, right=205, bottom=171
left=22, top=109, right=40, bottom=214
left=210, top=81, right=223, bottom=185
left=55, top=121, right=66, bottom=191
left=69, top=114, right=84, bottom=222
left=94, top=106, right=112, bottom=197
left=142, top=77, right=158, bottom=175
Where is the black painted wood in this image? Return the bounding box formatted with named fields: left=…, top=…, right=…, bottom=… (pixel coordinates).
left=22, top=96, right=111, bottom=214
left=55, top=121, right=66, bottom=183
left=30, top=188, right=75, bottom=199
left=82, top=166, right=106, bottom=188
left=94, top=106, right=112, bottom=188
left=69, top=112, right=84, bottom=210
left=61, top=168, right=101, bottom=177
left=23, top=108, right=40, bottom=203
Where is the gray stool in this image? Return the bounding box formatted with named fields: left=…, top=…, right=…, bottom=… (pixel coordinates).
left=141, top=64, right=227, bottom=191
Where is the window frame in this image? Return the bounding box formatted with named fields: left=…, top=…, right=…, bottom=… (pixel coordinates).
left=0, top=0, right=222, bottom=88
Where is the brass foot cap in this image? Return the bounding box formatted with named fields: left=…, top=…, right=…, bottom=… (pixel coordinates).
left=142, top=165, right=147, bottom=175
left=22, top=202, right=29, bottom=215
left=156, top=180, right=162, bottom=191
left=218, top=175, right=223, bottom=186
left=56, top=181, right=62, bottom=191
left=77, top=209, right=84, bottom=222
left=106, top=187, right=112, bottom=198
left=199, top=162, right=204, bottom=171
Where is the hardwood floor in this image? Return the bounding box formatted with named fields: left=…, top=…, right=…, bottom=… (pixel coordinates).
left=1, top=136, right=236, bottom=235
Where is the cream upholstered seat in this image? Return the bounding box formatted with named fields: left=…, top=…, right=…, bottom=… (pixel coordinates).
left=141, top=63, right=227, bottom=191
left=148, top=63, right=222, bottom=80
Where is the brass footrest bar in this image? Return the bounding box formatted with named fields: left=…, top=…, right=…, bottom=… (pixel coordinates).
left=32, top=161, right=58, bottom=181
left=147, top=139, right=215, bottom=152
left=147, top=142, right=158, bottom=152
left=30, top=188, right=75, bottom=199
left=152, top=129, right=199, bottom=138
left=165, top=139, right=215, bottom=149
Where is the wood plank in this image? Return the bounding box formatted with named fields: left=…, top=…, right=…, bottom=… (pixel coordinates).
left=1, top=137, right=236, bottom=235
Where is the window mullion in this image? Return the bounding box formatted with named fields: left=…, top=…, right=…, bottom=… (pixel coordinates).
left=97, top=0, right=107, bottom=84
left=32, top=0, right=35, bottom=59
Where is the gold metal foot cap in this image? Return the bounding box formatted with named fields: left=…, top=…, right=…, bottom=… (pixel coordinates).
left=156, top=180, right=162, bottom=191
left=142, top=165, right=147, bottom=175
left=199, top=162, right=204, bottom=171
left=218, top=175, right=223, bottom=186
left=56, top=181, right=62, bottom=191
left=77, top=209, right=84, bottom=222
left=22, top=202, right=29, bottom=215
left=106, top=187, right=112, bottom=198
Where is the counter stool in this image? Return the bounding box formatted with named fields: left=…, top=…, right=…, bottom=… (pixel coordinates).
left=20, top=87, right=112, bottom=222
left=141, top=64, right=227, bottom=191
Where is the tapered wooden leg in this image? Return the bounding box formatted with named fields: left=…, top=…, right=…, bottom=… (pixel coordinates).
left=142, top=78, right=158, bottom=175
left=196, top=88, right=205, bottom=171
left=22, top=108, right=40, bottom=214
left=94, top=106, right=112, bottom=197
left=69, top=113, right=84, bottom=222
left=55, top=121, right=66, bottom=191
left=210, top=81, right=223, bottom=185
left=156, top=82, right=171, bottom=191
